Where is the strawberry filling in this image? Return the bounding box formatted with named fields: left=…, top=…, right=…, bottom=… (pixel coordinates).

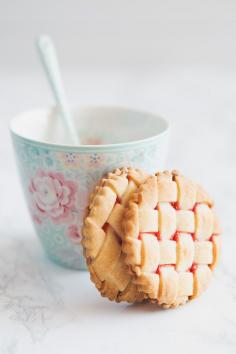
left=189, top=263, right=197, bottom=273
left=209, top=234, right=219, bottom=242
left=170, top=202, right=180, bottom=210
left=190, top=233, right=196, bottom=241
left=172, top=231, right=179, bottom=241
left=138, top=232, right=160, bottom=240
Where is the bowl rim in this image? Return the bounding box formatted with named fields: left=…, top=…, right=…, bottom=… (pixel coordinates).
left=10, top=104, right=170, bottom=152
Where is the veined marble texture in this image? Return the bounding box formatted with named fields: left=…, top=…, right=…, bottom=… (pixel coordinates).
left=1, top=71, right=236, bottom=354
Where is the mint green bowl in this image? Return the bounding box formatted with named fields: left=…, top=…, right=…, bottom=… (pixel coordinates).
left=10, top=105, right=169, bottom=270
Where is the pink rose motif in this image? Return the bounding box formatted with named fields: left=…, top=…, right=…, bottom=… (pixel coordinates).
left=29, top=170, right=77, bottom=224
left=67, top=224, right=82, bottom=243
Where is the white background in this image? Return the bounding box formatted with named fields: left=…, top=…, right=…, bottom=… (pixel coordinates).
left=1, top=1, right=236, bottom=353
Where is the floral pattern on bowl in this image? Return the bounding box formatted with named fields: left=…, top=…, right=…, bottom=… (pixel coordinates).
left=29, top=170, right=77, bottom=224
left=12, top=132, right=168, bottom=270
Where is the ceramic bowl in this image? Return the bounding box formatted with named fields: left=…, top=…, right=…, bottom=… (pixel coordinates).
left=10, top=105, right=169, bottom=269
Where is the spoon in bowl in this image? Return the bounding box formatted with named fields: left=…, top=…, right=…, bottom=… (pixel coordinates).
left=36, top=35, right=80, bottom=145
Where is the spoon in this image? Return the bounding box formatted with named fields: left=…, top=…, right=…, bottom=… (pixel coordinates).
left=36, top=35, right=80, bottom=145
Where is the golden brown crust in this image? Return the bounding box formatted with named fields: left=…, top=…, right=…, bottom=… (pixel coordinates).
left=82, top=167, right=149, bottom=303
left=123, top=203, right=139, bottom=239
left=122, top=170, right=221, bottom=308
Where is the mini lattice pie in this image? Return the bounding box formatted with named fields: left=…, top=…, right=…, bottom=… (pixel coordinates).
left=122, top=170, right=221, bottom=308
left=82, top=167, right=150, bottom=302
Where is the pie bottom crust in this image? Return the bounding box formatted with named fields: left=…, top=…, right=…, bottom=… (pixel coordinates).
left=82, top=167, right=150, bottom=302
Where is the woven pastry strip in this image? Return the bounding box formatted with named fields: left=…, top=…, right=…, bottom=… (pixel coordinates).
left=82, top=167, right=150, bottom=302
left=123, top=170, right=221, bottom=308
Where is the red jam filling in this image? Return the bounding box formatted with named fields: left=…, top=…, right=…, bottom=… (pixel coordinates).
left=191, top=203, right=198, bottom=212
left=138, top=232, right=160, bottom=240
left=170, top=232, right=196, bottom=241
left=189, top=263, right=197, bottom=273
left=209, top=234, right=219, bottom=242
left=172, top=232, right=179, bottom=241
left=170, top=202, right=180, bottom=210
left=209, top=235, right=214, bottom=242
left=191, top=202, right=212, bottom=212
left=190, top=233, right=196, bottom=241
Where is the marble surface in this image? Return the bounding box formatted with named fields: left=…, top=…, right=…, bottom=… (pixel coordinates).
left=0, top=70, right=235, bottom=353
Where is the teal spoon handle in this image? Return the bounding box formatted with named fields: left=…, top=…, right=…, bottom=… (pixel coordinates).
left=36, top=35, right=80, bottom=145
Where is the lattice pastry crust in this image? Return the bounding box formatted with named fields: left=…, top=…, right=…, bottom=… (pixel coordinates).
left=122, top=170, right=221, bottom=308
left=82, top=167, right=150, bottom=302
